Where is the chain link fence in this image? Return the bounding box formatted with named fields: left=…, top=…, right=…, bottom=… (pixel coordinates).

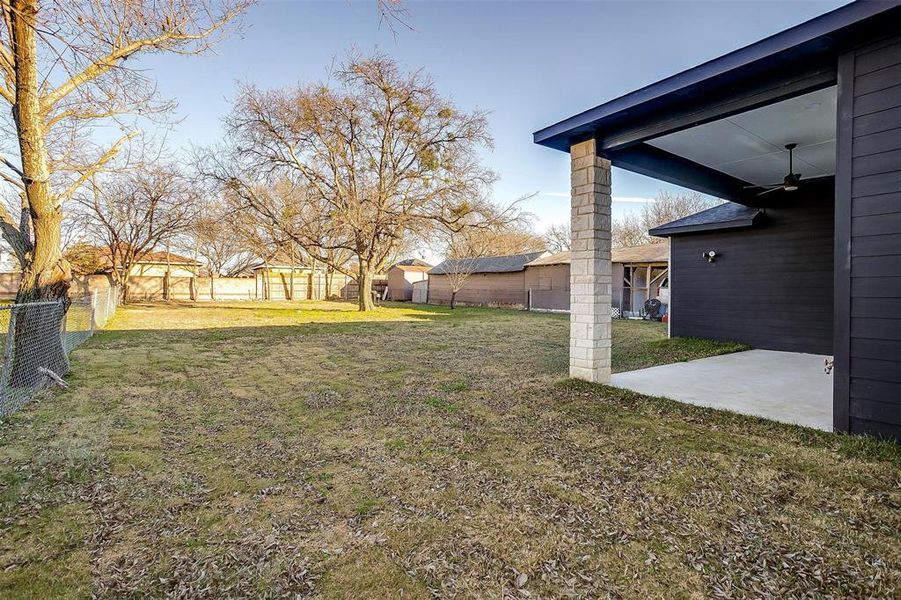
left=0, top=286, right=118, bottom=417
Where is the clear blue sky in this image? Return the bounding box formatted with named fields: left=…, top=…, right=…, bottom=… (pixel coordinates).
left=141, top=0, right=846, bottom=232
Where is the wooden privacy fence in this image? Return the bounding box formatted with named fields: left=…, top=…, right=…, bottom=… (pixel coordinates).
left=0, top=271, right=368, bottom=303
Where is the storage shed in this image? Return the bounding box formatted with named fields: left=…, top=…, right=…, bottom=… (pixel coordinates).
left=386, top=259, right=432, bottom=301
left=428, top=251, right=547, bottom=307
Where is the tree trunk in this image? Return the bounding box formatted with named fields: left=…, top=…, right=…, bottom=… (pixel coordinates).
left=210, top=273, right=216, bottom=301
left=357, top=267, right=374, bottom=311
left=8, top=0, right=72, bottom=384
left=450, top=290, right=457, bottom=310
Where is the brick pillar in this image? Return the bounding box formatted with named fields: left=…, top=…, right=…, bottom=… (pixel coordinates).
left=569, top=138, right=612, bottom=382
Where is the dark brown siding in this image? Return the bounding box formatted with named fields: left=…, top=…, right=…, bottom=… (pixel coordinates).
left=840, top=36, right=901, bottom=438
left=670, top=189, right=834, bottom=354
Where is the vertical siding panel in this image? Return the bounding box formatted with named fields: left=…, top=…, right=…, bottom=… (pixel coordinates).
left=833, top=51, right=854, bottom=433
left=848, top=36, right=901, bottom=440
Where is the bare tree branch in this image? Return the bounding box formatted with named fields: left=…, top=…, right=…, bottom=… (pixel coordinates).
left=57, top=130, right=139, bottom=204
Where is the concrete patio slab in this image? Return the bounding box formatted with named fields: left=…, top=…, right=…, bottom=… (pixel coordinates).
left=610, top=350, right=833, bottom=431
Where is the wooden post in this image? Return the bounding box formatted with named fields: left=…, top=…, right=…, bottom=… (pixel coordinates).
left=646, top=264, right=652, bottom=315
left=164, top=241, right=172, bottom=301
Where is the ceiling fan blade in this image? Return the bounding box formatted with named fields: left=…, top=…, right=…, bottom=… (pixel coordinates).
left=744, top=183, right=782, bottom=189
left=757, top=186, right=784, bottom=196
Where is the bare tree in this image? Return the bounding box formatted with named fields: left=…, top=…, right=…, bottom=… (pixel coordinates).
left=190, top=200, right=256, bottom=301
left=200, top=54, right=500, bottom=311
left=441, top=257, right=475, bottom=310
left=442, top=220, right=545, bottom=258
left=74, top=165, right=198, bottom=302
left=612, top=191, right=721, bottom=248
left=0, top=0, right=253, bottom=305
left=611, top=212, right=650, bottom=249
left=434, top=207, right=538, bottom=309
left=544, top=223, right=570, bottom=253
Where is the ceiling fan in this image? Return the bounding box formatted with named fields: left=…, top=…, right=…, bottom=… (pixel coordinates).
left=746, top=143, right=802, bottom=196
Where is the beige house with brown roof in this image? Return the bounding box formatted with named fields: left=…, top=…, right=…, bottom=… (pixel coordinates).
left=127, top=251, right=201, bottom=278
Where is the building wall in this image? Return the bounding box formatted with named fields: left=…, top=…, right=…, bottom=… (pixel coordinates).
left=836, top=35, right=901, bottom=438
left=523, top=263, right=569, bottom=291
left=669, top=188, right=834, bottom=354
left=524, top=263, right=570, bottom=311
left=411, top=280, right=428, bottom=303
left=428, top=271, right=528, bottom=306
left=387, top=268, right=428, bottom=301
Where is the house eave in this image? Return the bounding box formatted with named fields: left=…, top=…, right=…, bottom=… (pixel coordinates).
left=649, top=217, right=759, bottom=238
left=533, top=1, right=900, bottom=153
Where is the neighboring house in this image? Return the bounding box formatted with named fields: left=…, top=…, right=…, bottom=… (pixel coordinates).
left=68, top=244, right=201, bottom=278
left=127, top=251, right=201, bottom=278
left=386, top=259, right=432, bottom=301
left=533, top=1, right=901, bottom=439
left=524, top=243, right=669, bottom=314
left=428, top=251, right=547, bottom=307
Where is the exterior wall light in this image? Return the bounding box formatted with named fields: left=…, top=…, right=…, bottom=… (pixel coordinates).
left=704, top=250, right=717, bottom=263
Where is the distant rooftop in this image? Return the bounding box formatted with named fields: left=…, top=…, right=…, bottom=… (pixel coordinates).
left=526, top=243, right=669, bottom=267
left=391, top=258, right=433, bottom=272
left=430, top=251, right=547, bottom=275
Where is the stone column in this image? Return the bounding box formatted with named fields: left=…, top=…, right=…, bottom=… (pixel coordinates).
left=569, top=138, right=612, bottom=383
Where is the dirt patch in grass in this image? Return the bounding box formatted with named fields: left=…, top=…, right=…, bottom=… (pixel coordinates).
left=0, top=301, right=897, bottom=597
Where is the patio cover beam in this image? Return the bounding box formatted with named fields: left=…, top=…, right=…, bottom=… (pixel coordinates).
left=597, top=65, right=835, bottom=153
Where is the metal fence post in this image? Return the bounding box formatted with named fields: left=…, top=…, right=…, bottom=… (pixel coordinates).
left=0, top=306, right=16, bottom=410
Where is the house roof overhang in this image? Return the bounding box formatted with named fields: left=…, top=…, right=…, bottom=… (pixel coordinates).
left=533, top=1, right=901, bottom=204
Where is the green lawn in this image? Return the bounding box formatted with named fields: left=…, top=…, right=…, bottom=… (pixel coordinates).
left=0, top=301, right=898, bottom=598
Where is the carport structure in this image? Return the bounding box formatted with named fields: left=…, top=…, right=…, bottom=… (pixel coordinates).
left=534, top=1, right=901, bottom=439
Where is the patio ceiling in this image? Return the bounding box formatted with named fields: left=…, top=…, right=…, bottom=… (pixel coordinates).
left=646, top=87, right=836, bottom=187
left=533, top=2, right=901, bottom=203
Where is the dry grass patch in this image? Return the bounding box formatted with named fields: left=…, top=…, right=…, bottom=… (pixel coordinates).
left=0, top=300, right=897, bottom=597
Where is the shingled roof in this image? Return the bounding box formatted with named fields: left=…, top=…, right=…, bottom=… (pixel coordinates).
left=526, top=243, right=668, bottom=267
left=430, top=251, right=547, bottom=275
left=649, top=202, right=761, bottom=237
left=390, top=258, right=433, bottom=272
left=612, top=243, right=668, bottom=264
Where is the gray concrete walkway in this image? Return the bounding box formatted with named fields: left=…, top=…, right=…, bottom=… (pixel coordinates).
left=610, top=350, right=833, bottom=431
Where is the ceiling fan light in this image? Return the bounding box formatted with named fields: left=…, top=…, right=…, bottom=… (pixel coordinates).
left=784, top=184, right=798, bottom=192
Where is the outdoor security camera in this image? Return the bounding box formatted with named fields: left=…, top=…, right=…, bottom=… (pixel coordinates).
left=704, top=250, right=717, bottom=263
